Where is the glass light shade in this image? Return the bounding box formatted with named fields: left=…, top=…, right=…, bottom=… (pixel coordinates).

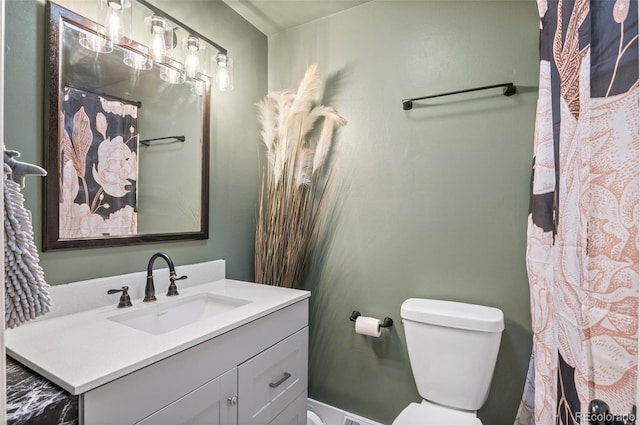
left=160, top=62, right=186, bottom=85
left=123, top=48, right=152, bottom=70
left=78, top=29, right=112, bottom=53
left=148, top=15, right=167, bottom=62
left=184, top=36, right=202, bottom=79
left=103, top=0, right=131, bottom=45
left=215, top=53, right=234, bottom=92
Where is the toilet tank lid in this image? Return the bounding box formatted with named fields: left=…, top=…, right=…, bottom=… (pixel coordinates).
left=401, top=299, right=504, bottom=332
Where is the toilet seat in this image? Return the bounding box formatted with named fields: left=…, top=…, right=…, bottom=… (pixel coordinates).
left=392, top=401, right=482, bottom=425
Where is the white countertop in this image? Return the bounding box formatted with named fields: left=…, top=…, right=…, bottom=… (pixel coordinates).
left=6, top=279, right=309, bottom=395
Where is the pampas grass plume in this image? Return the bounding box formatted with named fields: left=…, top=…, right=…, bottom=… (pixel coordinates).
left=255, top=65, right=346, bottom=288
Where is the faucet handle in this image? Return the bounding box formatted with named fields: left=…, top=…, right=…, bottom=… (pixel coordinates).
left=167, top=274, right=187, bottom=296
left=107, top=286, right=133, bottom=308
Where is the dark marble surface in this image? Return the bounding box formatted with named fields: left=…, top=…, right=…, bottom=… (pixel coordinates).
left=6, top=356, right=78, bottom=425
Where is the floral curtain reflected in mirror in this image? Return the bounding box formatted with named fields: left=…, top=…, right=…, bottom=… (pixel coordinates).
left=60, top=87, right=139, bottom=239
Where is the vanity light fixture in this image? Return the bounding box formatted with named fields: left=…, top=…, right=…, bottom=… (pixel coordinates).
left=123, top=46, right=153, bottom=70
left=148, top=15, right=167, bottom=62
left=215, top=53, right=233, bottom=92
left=184, top=35, right=202, bottom=79
left=103, top=0, right=131, bottom=46
left=77, top=0, right=130, bottom=55
left=160, top=60, right=186, bottom=85
left=78, top=29, right=112, bottom=53
left=135, top=0, right=233, bottom=91
left=82, top=0, right=233, bottom=90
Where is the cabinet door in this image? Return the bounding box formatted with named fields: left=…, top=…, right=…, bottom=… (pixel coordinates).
left=238, top=328, right=308, bottom=424
left=136, top=368, right=237, bottom=425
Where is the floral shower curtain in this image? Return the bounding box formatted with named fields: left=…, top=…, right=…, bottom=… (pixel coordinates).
left=515, top=0, right=639, bottom=424
left=59, top=87, right=138, bottom=239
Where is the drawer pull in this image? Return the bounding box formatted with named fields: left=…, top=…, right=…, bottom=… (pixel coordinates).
left=227, top=396, right=238, bottom=406
left=269, top=372, right=292, bottom=389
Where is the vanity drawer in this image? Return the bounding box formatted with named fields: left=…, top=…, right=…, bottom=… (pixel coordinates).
left=238, top=327, right=308, bottom=424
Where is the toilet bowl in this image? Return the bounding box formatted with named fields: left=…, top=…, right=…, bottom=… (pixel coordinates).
left=392, top=298, right=504, bottom=425
left=307, top=409, right=324, bottom=425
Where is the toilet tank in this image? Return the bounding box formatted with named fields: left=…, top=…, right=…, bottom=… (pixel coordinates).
left=400, top=298, right=504, bottom=411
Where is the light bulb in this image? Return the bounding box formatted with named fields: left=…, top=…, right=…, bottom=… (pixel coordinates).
left=215, top=53, right=233, bottom=92
left=149, top=15, right=167, bottom=62
left=105, top=8, right=122, bottom=42
left=103, top=0, right=129, bottom=45
left=184, top=36, right=200, bottom=79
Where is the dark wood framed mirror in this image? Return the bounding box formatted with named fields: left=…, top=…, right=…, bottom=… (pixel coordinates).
left=44, top=1, right=210, bottom=250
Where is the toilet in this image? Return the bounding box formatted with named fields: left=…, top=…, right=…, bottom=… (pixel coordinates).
left=392, top=298, right=504, bottom=425
left=307, top=409, right=324, bottom=425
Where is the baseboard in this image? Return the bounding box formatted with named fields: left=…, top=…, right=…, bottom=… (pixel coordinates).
left=307, top=398, right=385, bottom=425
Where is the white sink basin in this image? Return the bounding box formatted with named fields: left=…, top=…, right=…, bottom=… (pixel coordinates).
left=108, top=293, right=251, bottom=335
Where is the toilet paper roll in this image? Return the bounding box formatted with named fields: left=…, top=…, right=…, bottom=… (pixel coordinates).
left=355, top=316, right=381, bottom=337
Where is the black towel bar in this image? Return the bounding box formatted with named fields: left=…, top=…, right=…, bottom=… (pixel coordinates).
left=402, top=82, right=517, bottom=110
left=139, top=136, right=186, bottom=146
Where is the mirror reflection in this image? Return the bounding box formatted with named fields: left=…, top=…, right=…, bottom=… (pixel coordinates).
left=44, top=2, right=210, bottom=250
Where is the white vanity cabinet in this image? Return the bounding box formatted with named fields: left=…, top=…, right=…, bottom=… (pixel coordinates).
left=80, top=299, right=308, bottom=425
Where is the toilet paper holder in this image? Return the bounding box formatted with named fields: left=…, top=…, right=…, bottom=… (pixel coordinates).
left=349, top=311, right=394, bottom=329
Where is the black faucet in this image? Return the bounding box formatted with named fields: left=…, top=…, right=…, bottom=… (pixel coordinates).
left=144, top=252, right=188, bottom=302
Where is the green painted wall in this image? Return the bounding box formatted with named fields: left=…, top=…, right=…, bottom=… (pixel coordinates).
left=268, top=1, right=538, bottom=424
left=7, top=0, right=538, bottom=422
left=4, top=0, right=267, bottom=284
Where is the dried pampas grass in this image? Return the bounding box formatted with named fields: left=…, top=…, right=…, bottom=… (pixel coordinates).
left=255, top=65, right=346, bottom=288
